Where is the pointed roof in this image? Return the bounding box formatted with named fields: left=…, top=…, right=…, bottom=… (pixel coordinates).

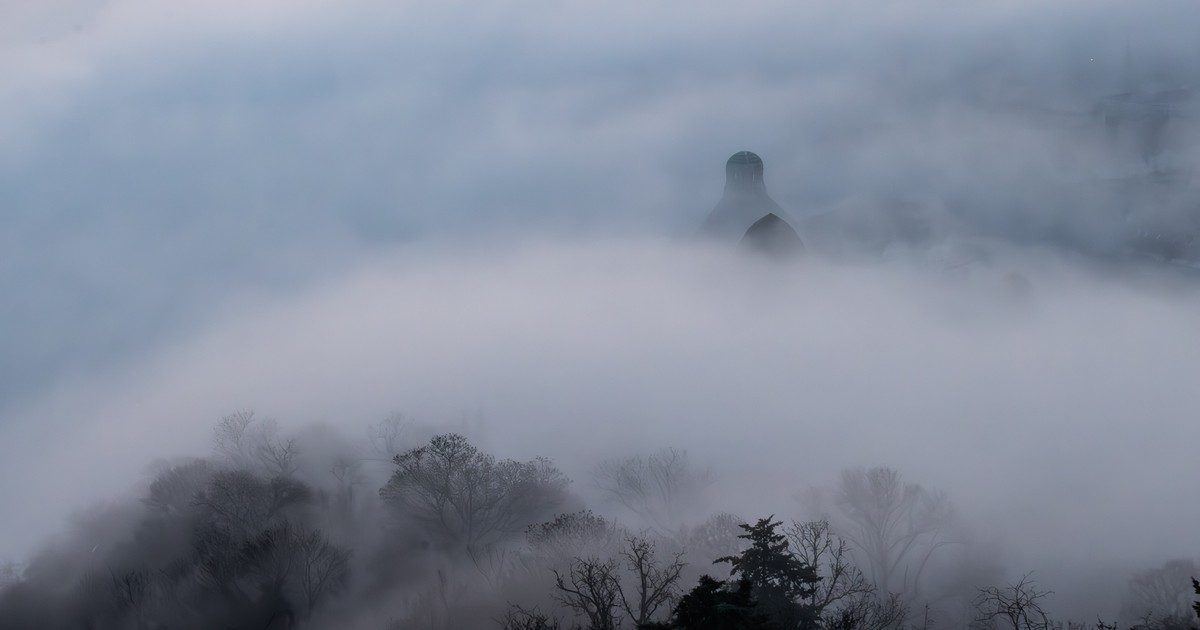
left=739, top=213, right=804, bottom=259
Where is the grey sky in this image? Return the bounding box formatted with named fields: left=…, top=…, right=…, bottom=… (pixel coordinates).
left=4, top=1, right=1200, bottom=410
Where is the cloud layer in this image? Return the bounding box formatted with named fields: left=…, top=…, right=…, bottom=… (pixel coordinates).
left=4, top=0, right=1200, bottom=410
left=3, top=239, right=1198, bottom=618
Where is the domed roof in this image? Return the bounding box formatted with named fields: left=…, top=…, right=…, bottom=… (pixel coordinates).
left=725, top=151, right=765, bottom=187
left=727, top=151, right=763, bottom=166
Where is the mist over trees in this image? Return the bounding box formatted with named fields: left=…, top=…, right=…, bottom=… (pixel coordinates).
left=1, top=413, right=1196, bottom=629
left=379, top=433, right=569, bottom=550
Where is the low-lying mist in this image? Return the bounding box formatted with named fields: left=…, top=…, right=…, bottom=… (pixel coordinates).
left=6, top=0, right=1200, bottom=414
left=2, top=238, right=1197, bottom=626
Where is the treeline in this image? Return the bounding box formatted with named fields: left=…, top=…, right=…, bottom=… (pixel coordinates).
left=0, top=412, right=1196, bottom=629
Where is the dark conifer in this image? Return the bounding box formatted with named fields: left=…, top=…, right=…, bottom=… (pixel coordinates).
left=715, top=516, right=822, bottom=628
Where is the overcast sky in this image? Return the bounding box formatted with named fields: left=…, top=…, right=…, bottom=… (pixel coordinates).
left=4, top=0, right=1200, bottom=412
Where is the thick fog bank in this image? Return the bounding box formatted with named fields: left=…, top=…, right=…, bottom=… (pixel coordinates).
left=2, top=238, right=1197, bottom=620
left=6, top=0, right=1200, bottom=412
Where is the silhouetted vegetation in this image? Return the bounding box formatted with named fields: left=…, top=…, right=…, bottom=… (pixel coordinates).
left=1, top=413, right=1198, bottom=629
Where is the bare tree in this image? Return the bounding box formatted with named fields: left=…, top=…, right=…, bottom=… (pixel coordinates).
left=553, top=557, right=622, bottom=630
left=971, top=573, right=1052, bottom=630
left=194, top=470, right=277, bottom=538
left=787, top=520, right=875, bottom=617
left=824, top=591, right=909, bottom=630
left=828, top=467, right=957, bottom=598
left=255, top=426, right=300, bottom=478
left=368, top=413, right=411, bottom=462
left=380, top=434, right=569, bottom=549
left=501, top=605, right=563, bottom=630
left=192, top=527, right=252, bottom=604
left=473, top=543, right=530, bottom=592
left=329, top=455, right=365, bottom=517
left=527, top=510, right=624, bottom=561
left=192, top=470, right=312, bottom=539
left=295, top=529, right=351, bottom=614
left=143, top=459, right=215, bottom=516
left=679, top=512, right=746, bottom=566
left=615, top=536, right=686, bottom=627
left=212, top=410, right=260, bottom=468
left=240, top=522, right=306, bottom=627
left=212, top=411, right=299, bottom=477
left=234, top=521, right=351, bottom=621
left=1121, top=558, right=1199, bottom=627
left=594, top=448, right=713, bottom=533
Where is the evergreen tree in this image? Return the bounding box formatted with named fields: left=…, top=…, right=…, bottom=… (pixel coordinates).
left=716, top=516, right=822, bottom=629
left=665, top=575, right=770, bottom=630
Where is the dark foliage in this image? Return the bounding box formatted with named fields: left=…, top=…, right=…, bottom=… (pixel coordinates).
left=0, top=451, right=347, bottom=628
left=716, top=517, right=822, bottom=628
left=527, top=510, right=622, bottom=560
left=552, top=556, right=622, bottom=630
left=663, top=575, right=770, bottom=630
left=2, top=416, right=1196, bottom=630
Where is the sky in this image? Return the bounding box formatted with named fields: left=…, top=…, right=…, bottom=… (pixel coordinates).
left=2, top=0, right=1200, bottom=618
left=4, top=0, right=1200, bottom=411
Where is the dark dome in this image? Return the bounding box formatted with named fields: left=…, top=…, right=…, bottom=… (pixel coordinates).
left=725, top=151, right=765, bottom=187
left=727, top=151, right=763, bottom=166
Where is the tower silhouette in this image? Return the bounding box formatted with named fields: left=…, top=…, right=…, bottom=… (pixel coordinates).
left=700, top=151, right=803, bottom=256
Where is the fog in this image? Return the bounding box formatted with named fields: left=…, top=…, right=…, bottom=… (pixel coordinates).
left=5, top=0, right=1200, bottom=409
left=3, top=0, right=1200, bottom=627
left=3, top=238, right=1200, bottom=622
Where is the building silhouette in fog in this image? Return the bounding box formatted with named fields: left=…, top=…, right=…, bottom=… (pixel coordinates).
left=701, top=151, right=803, bottom=257
left=739, top=212, right=803, bottom=259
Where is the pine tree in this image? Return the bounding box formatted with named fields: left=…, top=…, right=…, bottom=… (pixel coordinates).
left=665, top=575, right=769, bottom=630
left=716, top=516, right=823, bottom=629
